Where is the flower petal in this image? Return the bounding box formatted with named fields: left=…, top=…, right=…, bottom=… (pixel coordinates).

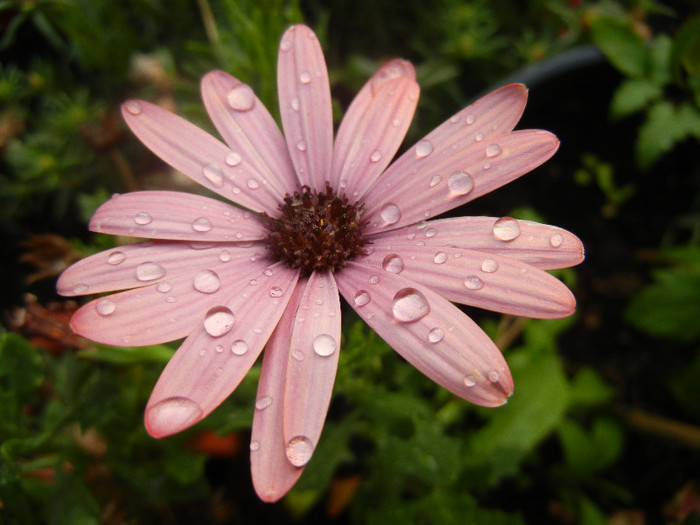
left=121, top=100, right=281, bottom=214
left=88, top=191, right=266, bottom=242
left=283, top=271, right=341, bottom=466
left=145, top=262, right=300, bottom=438
left=369, top=217, right=584, bottom=270
left=336, top=262, right=513, bottom=407
left=363, top=129, right=559, bottom=233
left=200, top=70, right=297, bottom=199
left=67, top=248, right=273, bottom=346
left=358, top=243, right=575, bottom=318
left=251, top=284, right=305, bottom=502
left=277, top=24, right=333, bottom=190
left=331, top=59, right=419, bottom=199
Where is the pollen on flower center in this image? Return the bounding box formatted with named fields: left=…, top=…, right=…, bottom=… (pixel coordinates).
left=263, top=184, right=367, bottom=275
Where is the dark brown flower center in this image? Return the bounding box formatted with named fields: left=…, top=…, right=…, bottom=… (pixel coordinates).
left=263, top=184, right=367, bottom=275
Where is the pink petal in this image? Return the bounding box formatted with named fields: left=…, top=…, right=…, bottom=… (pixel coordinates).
left=277, top=24, right=333, bottom=190
left=145, top=262, right=300, bottom=438
left=88, top=191, right=266, bottom=242
left=336, top=261, right=513, bottom=407
left=283, top=271, right=341, bottom=465
left=200, top=70, right=298, bottom=199
left=363, top=129, right=559, bottom=233
left=67, top=249, right=275, bottom=346
left=358, top=243, right=576, bottom=318
left=57, top=241, right=266, bottom=296
left=369, top=217, right=585, bottom=270
left=251, top=284, right=305, bottom=502
left=121, top=100, right=282, bottom=214
left=331, top=59, right=419, bottom=199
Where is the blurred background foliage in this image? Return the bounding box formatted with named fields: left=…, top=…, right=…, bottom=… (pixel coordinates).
left=1, top=0, right=700, bottom=524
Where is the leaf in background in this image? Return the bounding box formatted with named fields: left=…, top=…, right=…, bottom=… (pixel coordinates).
left=610, top=78, right=661, bottom=119
left=671, top=14, right=700, bottom=83
left=568, top=367, right=614, bottom=408
left=635, top=100, right=677, bottom=169
left=557, top=417, right=624, bottom=476
left=77, top=343, right=175, bottom=365
left=589, top=16, right=647, bottom=78
left=669, top=348, right=700, bottom=420
left=0, top=332, right=44, bottom=402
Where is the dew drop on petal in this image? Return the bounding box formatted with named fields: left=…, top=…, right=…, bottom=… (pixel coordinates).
left=193, top=270, right=221, bottom=294
left=286, top=436, right=314, bottom=467
left=270, top=286, right=283, bottom=298
left=550, top=233, right=564, bottom=248
left=107, top=251, right=126, bottom=265
left=96, top=299, right=116, bottom=316
left=415, top=140, right=434, bottom=159
left=370, top=150, right=382, bottom=163
left=475, top=132, right=485, bottom=142
left=246, top=178, right=260, bottom=189
left=380, top=203, right=401, bottom=225
left=231, top=340, right=249, bottom=355
left=192, top=217, right=213, bottom=232
left=464, top=375, right=477, bottom=387
left=291, top=97, right=300, bottom=111
left=368, top=275, right=380, bottom=284
left=134, top=211, right=152, bottom=225
left=312, top=334, right=337, bottom=357
left=136, top=261, right=166, bottom=282
left=428, top=327, right=444, bottom=343
left=225, top=151, right=242, bottom=167
left=493, top=217, right=521, bottom=241
left=392, top=288, right=430, bottom=323
left=219, top=250, right=231, bottom=262
left=299, top=71, right=312, bottom=84
left=280, top=39, right=292, bottom=52
left=156, top=281, right=172, bottom=293
left=227, top=84, right=256, bottom=111
left=463, top=275, right=484, bottom=290
left=202, top=163, right=224, bottom=187
left=488, top=369, right=500, bottom=382
left=73, top=283, right=89, bottom=294
left=203, top=306, right=235, bottom=337
left=429, top=175, right=442, bottom=187
left=296, top=140, right=307, bottom=152
left=124, top=100, right=143, bottom=115
left=382, top=254, right=404, bottom=274
left=433, top=252, right=448, bottom=264
left=250, top=441, right=260, bottom=451
left=353, top=290, right=370, bottom=307
left=465, top=113, right=475, bottom=125
left=485, top=144, right=502, bottom=157
left=481, top=258, right=499, bottom=273
left=147, top=397, right=202, bottom=436
left=255, top=395, right=273, bottom=410
left=447, top=171, right=474, bottom=196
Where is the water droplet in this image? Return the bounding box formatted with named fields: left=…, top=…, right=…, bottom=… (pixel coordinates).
left=370, top=150, right=382, bottom=163
left=475, top=132, right=485, bottom=142
left=215, top=344, right=224, bottom=353
left=270, top=286, right=283, bottom=298
left=219, top=250, right=231, bottom=262
left=464, top=375, right=477, bottom=387
left=193, top=270, right=221, bottom=294
left=255, top=395, right=273, bottom=410
left=231, top=340, right=249, bottom=355
left=368, top=275, right=380, bottom=284
left=227, top=84, right=256, bottom=111
left=488, top=369, right=500, bottom=382
left=250, top=441, right=260, bottom=451
left=433, top=252, right=448, bottom=264
left=486, top=144, right=502, bottom=157
left=107, top=251, right=126, bottom=265
left=481, top=258, right=499, bottom=273
left=156, top=281, right=172, bottom=293
left=492, top=217, right=521, bottom=241
left=292, top=349, right=304, bottom=361
left=354, top=290, right=370, bottom=307
left=465, top=113, right=476, bottom=125
left=286, top=436, right=314, bottom=467
left=263, top=267, right=273, bottom=277
left=296, top=140, right=307, bottom=152
left=429, top=175, right=442, bottom=187
left=225, top=151, right=242, bottom=167
left=380, top=203, right=401, bottom=225
left=463, top=275, right=484, bottom=290
left=203, top=306, right=235, bottom=337
left=124, top=100, right=143, bottom=115
left=550, top=233, right=564, bottom=248
left=299, top=71, right=312, bottom=84
left=96, top=299, right=116, bottom=316
left=134, top=211, right=152, bottom=225
left=246, top=178, right=260, bottom=189
left=192, top=217, right=213, bottom=232
left=428, top=327, right=444, bottom=343
left=425, top=228, right=437, bottom=238
left=291, top=97, right=300, bottom=111
left=280, top=39, right=292, bottom=52
left=382, top=254, right=404, bottom=274
left=313, top=334, right=337, bottom=357
left=136, top=261, right=166, bottom=282
left=146, top=397, right=202, bottom=436
left=415, top=140, right=434, bottom=159
left=202, top=163, right=224, bottom=187
left=392, top=288, right=430, bottom=323
left=447, top=171, right=474, bottom=196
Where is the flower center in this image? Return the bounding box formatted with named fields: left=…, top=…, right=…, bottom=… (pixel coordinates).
left=263, top=184, right=367, bottom=275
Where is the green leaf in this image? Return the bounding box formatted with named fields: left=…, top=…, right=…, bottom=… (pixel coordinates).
left=0, top=332, right=44, bottom=400
left=557, top=417, right=624, bottom=476
left=671, top=14, right=700, bottom=82
left=77, top=344, right=175, bottom=365
left=635, top=100, right=677, bottom=169
left=610, top=78, right=662, bottom=119
left=48, top=471, right=100, bottom=525
left=568, top=367, right=614, bottom=408
left=589, top=16, right=647, bottom=78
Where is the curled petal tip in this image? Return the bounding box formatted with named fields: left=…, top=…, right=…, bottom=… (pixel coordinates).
left=145, top=396, right=203, bottom=438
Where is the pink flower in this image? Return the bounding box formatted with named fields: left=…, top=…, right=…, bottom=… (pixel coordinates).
left=57, top=24, right=583, bottom=501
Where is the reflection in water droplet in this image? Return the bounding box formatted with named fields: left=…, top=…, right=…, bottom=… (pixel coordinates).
left=447, top=171, right=474, bottom=196
left=246, top=178, right=260, bottom=189
left=156, top=281, right=172, bottom=293
left=255, top=396, right=273, bottom=410
left=192, top=217, right=213, bottom=232
left=313, top=334, right=337, bottom=357
left=380, top=203, right=401, bottom=225
left=202, top=164, right=224, bottom=187
left=368, top=275, right=380, bottom=284
left=134, top=211, right=152, bottom=225
left=493, top=217, right=521, bottom=241
left=136, top=261, right=166, bottom=281
left=428, top=327, right=444, bottom=343
left=124, top=100, right=143, bottom=115
left=429, top=175, right=442, bottom=187
left=146, top=396, right=202, bottom=436
left=193, top=270, right=221, bottom=294
left=107, top=251, right=126, bottom=265
left=203, top=306, right=235, bottom=337
left=96, top=299, right=116, bottom=316
left=463, top=275, right=484, bottom=290
left=250, top=440, right=260, bottom=451
left=280, top=39, right=292, bottom=52
left=219, top=250, right=231, bottom=262
left=433, top=252, right=448, bottom=264
left=299, top=71, right=312, bottom=84
left=270, top=286, right=283, bottom=298
left=415, top=140, right=434, bottom=159
left=286, top=436, right=314, bottom=467
left=354, top=290, right=370, bottom=307
left=370, top=150, right=382, bottom=163
left=231, top=340, right=248, bottom=355
left=488, top=369, right=500, bottom=382
left=464, top=375, right=477, bottom=387
left=465, top=113, right=475, bottom=125
left=475, top=132, right=485, bottom=142
left=382, top=254, right=404, bottom=274
left=225, top=151, right=242, bottom=166
left=227, top=84, right=256, bottom=111
left=550, top=233, right=564, bottom=248
left=392, top=288, right=430, bottom=322
left=481, top=258, right=499, bottom=273
left=485, top=144, right=502, bottom=157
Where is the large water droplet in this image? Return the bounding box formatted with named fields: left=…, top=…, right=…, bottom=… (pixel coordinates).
left=392, top=288, right=430, bottom=322
left=255, top=395, right=273, bottom=410
left=380, top=203, right=401, bottom=225
left=249, top=440, right=260, bottom=451
left=550, top=233, right=564, bottom=248
left=428, top=327, right=444, bottom=343
left=370, top=150, right=382, bottom=163
left=313, top=334, right=337, bottom=357
left=463, top=275, right=484, bottom=290
left=96, top=299, right=116, bottom=316
left=299, top=71, right=312, bottom=84
left=202, top=163, right=224, bottom=187
left=447, top=171, right=474, bottom=196
left=203, top=306, right=235, bottom=337
left=246, top=178, right=260, bottom=189
left=481, top=258, right=499, bottom=273
left=134, top=211, right=152, bottom=225
left=107, top=251, right=126, bottom=265
left=382, top=254, right=404, bottom=274
left=493, top=217, right=521, bottom=241
left=485, top=144, right=502, bottom=157
left=124, top=100, right=143, bottom=115
left=286, top=436, right=314, bottom=467
left=225, top=151, right=242, bottom=167
left=193, top=270, right=221, bottom=294
left=136, top=261, right=166, bottom=281
left=433, top=252, right=448, bottom=264
left=354, top=290, right=370, bottom=307
left=280, top=39, right=292, bottom=52
left=192, top=217, right=213, bottom=232
left=465, top=113, right=476, bottom=125
left=231, top=339, right=249, bottom=355
left=415, top=140, right=434, bottom=159
left=464, top=375, right=477, bottom=387
left=146, top=397, right=202, bottom=436
left=227, top=84, right=256, bottom=111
